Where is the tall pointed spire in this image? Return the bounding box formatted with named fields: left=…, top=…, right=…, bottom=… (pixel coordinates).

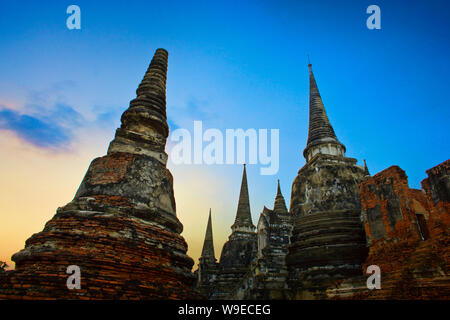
left=0, top=49, right=197, bottom=300
left=200, top=209, right=216, bottom=262
left=303, top=63, right=346, bottom=162
left=107, top=48, right=170, bottom=164
left=273, top=179, right=288, bottom=214
left=231, top=164, right=255, bottom=232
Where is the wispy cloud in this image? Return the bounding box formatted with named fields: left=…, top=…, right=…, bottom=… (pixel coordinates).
left=0, top=81, right=123, bottom=150
left=0, top=103, right=82, bottom=149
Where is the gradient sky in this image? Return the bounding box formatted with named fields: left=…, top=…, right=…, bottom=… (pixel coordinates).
left=1, top=0, right=449, bottom=270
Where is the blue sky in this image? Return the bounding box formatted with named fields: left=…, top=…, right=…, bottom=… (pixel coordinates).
left=0, top=1, right=449, bottom=262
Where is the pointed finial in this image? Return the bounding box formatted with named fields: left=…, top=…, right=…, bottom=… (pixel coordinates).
left=273, top=179, right=288, bottom=214
left=201, top=208, right=215, bottom=260
left=363, top=159, right=370, bottom=176
left=307, top=55, right=313, bottom=73
left=303, top=55, right=346, bottom=161
left=231, top=163, right=254, bottom=232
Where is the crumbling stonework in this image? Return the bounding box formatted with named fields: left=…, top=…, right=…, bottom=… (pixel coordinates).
left=286, top=64, right=368, bottom=299
left=0, top=49, right=196, bottom=299
left=196, top=210, right=219, bottom=298
left=351, top=161, right=450, bottom=299
left=231, top=181, right=293, bottom=299
left=286, top=154, right=369, bottom=298
left=1, top=52, right=447, bottom=301
left=196, top=63, right=449, bottom=301
left=210, top=165, right=257, bottom=300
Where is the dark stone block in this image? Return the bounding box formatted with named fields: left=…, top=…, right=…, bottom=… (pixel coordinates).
left=366, top=205, right=386, bottom=239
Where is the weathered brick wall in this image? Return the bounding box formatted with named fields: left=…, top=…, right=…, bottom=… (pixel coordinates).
left=0, top=211, right=195, bottom=299
left=356, top=161, right=450, bottom=299
left=0, top=49, right=198, bottom=300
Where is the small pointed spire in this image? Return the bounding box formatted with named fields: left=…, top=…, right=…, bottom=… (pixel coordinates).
left=231, top=164, right=255, bottom=232
left=364, top=159, right=370, bottom=176
left=131, top=48, right=169, bottom=136
left=303, top=63, right=346, bottom=161
left=273, top=179, right=288, bottom=215
left=200, top=209, right=215, bottom=262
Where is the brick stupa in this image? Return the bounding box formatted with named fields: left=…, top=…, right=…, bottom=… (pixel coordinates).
left=0, top=49, right=196, bottom=299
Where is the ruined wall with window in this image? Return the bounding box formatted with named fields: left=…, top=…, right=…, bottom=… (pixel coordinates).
left=355, top=160, right=450, bottom=299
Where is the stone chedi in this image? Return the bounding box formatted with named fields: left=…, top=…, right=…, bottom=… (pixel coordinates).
left=0, top=49, right=196, bottom=299
left=256, top=181, right=292, bottom=268
left=286, top=63, right=368, bottom=298
left=194, top=63, right=449, bottom=300
left=211, top=165, right=258, bottom=299
left=196, top=209, right=219, bottom=298
left=256, top=181, right=293, bottom=276
left=232, top=180, right=293, bottom=299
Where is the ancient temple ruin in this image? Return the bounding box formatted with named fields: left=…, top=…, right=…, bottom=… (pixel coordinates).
left=196, top=209, right=219, bottom=297
left=232, top=180, right=293, bottom=299
left=286, top=63, right=369, bottom=298
left=195, top=62, right=449, bottom=300
left=210, top=165, right=258, bottom=299
left=353, top=161, right=450, bottom=299
left=0, top=49, right=196, bottom=299
left=0, top=50, right=448, bottom=300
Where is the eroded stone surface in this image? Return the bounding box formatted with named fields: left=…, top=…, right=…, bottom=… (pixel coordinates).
left=286, top=63, right=368, bottom=299
left=286, top=155, right=368, bottom=298
left=210, top=165, right=257, bottom=300
left=0, top=49, right=196, bottom=300
left=195, top=210, right=218, bottom=298
left=348, top=162, right=450, bottom=299
left=231, top=181, right=293, bottom=300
